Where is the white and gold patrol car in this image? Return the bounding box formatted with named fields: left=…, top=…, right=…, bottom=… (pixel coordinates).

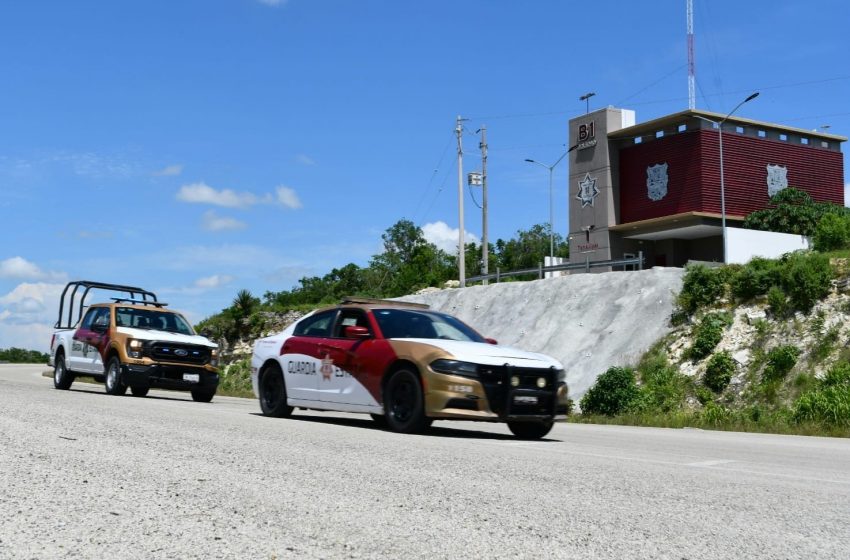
left=251, top=298, right=569, bottom=439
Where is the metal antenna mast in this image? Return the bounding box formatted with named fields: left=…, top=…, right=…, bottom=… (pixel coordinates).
left=687, top=0, right=696, bottom=110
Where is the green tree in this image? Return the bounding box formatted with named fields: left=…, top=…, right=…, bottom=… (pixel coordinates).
left=743, top=188, right=850, bottom=236
left=494, top=224, right=569, bottom=274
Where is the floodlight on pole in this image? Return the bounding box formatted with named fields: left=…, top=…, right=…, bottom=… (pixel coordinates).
left=525, top=144, right=579, bottom=259
left=579, top=92, right=596, bottom=114
left=693, top=92, right=759, bottom=263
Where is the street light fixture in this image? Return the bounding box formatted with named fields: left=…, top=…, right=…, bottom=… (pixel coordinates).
left=525, top=144, right=579, bottom=259
left=579, top=92, right=596, bottom=114
left=693, top=92, right=759, bottom=263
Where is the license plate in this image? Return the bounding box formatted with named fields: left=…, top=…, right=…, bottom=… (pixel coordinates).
left=514, top=395, right=538, bottom=404
left=183, top=373, right=200, bottom=383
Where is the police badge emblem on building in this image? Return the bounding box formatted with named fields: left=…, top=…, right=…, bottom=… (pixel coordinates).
left=576, top=172, right=599, bottom=208
left=646, top=163, right=668, bottom=202
left=766, top=164, right=788, bottom=197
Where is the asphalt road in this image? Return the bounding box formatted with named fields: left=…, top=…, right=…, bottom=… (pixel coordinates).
left=1, top=364, right=849, bottom=560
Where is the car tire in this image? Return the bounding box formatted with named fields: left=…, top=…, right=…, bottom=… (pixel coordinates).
left=53, top=350, right=74, bottom=390
left=507, top=420, right=554, bottom=440
left=191, top=388, right=216, bottom=403
left=259, top=362, right=293, bottom=417
left=383, top=368, right=430, bottom=434
left=130, top=386, right=149, bottom=398
left=104, top=356, right=127, bottom=396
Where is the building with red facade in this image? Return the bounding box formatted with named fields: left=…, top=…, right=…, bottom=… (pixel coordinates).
left=567, top=107, right=846, bottom=268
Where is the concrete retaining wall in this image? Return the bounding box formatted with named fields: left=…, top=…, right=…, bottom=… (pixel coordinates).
left=401, top=267, right=685, bottom=398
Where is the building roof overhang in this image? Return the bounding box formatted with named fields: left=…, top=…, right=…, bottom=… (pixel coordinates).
left=607, top=109, right=847, bottom=143
left=610, top=211, right=747, bottom=241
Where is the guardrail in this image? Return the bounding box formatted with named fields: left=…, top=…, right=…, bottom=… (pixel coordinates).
left=466, top=251, right=644, bottom=283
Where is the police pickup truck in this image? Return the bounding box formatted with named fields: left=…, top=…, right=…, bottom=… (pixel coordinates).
left=49, top=281, right=220, bottom=401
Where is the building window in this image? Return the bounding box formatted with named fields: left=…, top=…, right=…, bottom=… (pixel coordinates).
left=634, top=136, right=642, bottom=144
left=780, top=133, right=788, bottom=141
left=735, top=126, right=744, bottom=134
left=758, top=130, right=766, bottom=138
left=678, top=124, right=687, bottom=132
left=801, top=137, right=809, bottom=145
left=821, top=141, right=830, bottom=148
left=655, top=130, right=664, bottom=138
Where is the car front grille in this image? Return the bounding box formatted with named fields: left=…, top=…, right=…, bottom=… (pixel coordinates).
left=147, top=342, right=210, bottom=365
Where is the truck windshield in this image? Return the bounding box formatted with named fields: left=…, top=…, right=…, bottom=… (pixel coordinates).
left=115, top=307, right=194, bottom=336
left=372, top=309, right=485, bottom=342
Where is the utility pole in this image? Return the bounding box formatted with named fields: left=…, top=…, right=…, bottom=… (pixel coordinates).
left=480, top=125, right=489, bottom=286
left=456, top=115, right=466, bottom=288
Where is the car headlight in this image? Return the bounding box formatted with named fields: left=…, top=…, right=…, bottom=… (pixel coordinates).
left=430, top=359, right=479, bottom=378
left=127, top=339, right=143, bottom=359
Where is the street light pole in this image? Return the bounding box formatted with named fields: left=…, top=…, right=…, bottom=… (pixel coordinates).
left=694, top=92, right=759, bottom=263
left=525, top=144, right=578, bottom=259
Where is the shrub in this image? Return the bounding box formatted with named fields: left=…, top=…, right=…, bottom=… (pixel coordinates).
left=762, top=345, right=800, bottom=382
left=677, top=264, right=726, bottom=315
left=695, top=385, right=714, bottom=405
left=730, top=258, right=781, bottom=301
left=792, top=385, right=850, bottom=426
left=687, top=312, right=732, bottom=361
left=823, top=362, right=850, bottom=387
left=778, top=252, right=833, bottom=313
left=704, top=351, right=735, bottom=393
left=701, top=402, right=730, bottom=426
left=218, top=358, right=254, bottom=397
left=580, top=367, right=640, bottom=416
left=767, top=286, right=788, bottom=318
left=813, top=212, right=850, bottom=252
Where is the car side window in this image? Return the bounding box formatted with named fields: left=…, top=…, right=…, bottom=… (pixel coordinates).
left=293, top=310, right=337, bottom=338
left=80, top=308, right=99, bottom=330
left=333, top=309, right=370, bottom=338
left=92, top=307, right=111, bottom=329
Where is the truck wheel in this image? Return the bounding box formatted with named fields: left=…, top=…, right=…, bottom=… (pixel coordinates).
left=53, top=350, right=74, bottom=390
left=384, top=369, right=430, bottom=434
left=507, top=420, right=554, bottom=440
left=130, top=386, right=149, bottom=398
left=259, top=363, right=293, bottom=417
left=104, top=356, right=127, bottom=396
left=191, top=388, right=216, bottom=402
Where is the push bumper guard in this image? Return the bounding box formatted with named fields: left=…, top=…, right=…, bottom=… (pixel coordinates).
left=478, top=365, right=561, bottom=420
left=122, top=363, right=219, bottom=391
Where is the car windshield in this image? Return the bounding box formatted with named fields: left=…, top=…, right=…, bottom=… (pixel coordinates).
left=115, top=307, right=194, bottom=335
left=372, top=308, right=485, bottom=343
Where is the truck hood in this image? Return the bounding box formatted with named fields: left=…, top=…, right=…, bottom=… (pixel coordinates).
left=395, top=338, right=563, bottom=369
left=116, top=327, right=217, bottom=348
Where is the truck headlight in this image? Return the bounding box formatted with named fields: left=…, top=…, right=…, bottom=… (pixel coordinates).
left=127, top=339, right=143, bottom=359
left=430, top=359, right=479, bottom=379
left=210, top=348, right=219, bottom=367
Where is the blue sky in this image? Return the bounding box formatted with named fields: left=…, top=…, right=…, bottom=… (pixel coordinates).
left=2, top=0, right=849, bottom=351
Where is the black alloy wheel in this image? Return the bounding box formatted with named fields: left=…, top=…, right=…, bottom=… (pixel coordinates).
left=53, top=350, right=74, bottom=390
left=259, top=363, right=293, bottom=417
left=383, top=369, right=430, bottom=434
left=507, top=420, right=554, bottom=440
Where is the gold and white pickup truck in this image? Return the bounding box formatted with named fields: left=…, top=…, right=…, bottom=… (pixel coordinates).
left=49, top=281, right=220, bottom=401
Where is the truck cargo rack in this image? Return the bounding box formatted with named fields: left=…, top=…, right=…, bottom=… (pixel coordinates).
left=110, top=297, right=169, bottom=307
left=55, top=281, right=158, bottom=329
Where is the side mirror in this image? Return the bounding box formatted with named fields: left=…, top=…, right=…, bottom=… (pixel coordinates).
left=485, top=337, right=498, bottom=345
left=344, top=325, right=371, bottom=339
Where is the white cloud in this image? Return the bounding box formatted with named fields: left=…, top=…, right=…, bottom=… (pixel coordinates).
left=0, top=283, right=65, bottom=351
left=177, top=182, right=302, bottom=210
left=276, top=186, right=303, bottom=209
left=202, top=210, right=247, bottom=232
left=193, top=275, right=234, bottom=290
left=176, top=182, right=268, bottom=208
left=0, top=257, right=66, bottom=282
left=421, top=221, right=481, bottom=254
left=258, top=0, right=287, bottom=5
left=154, top=164, right=183, bottom=177
left=295, top=154, right=316, bottom=166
